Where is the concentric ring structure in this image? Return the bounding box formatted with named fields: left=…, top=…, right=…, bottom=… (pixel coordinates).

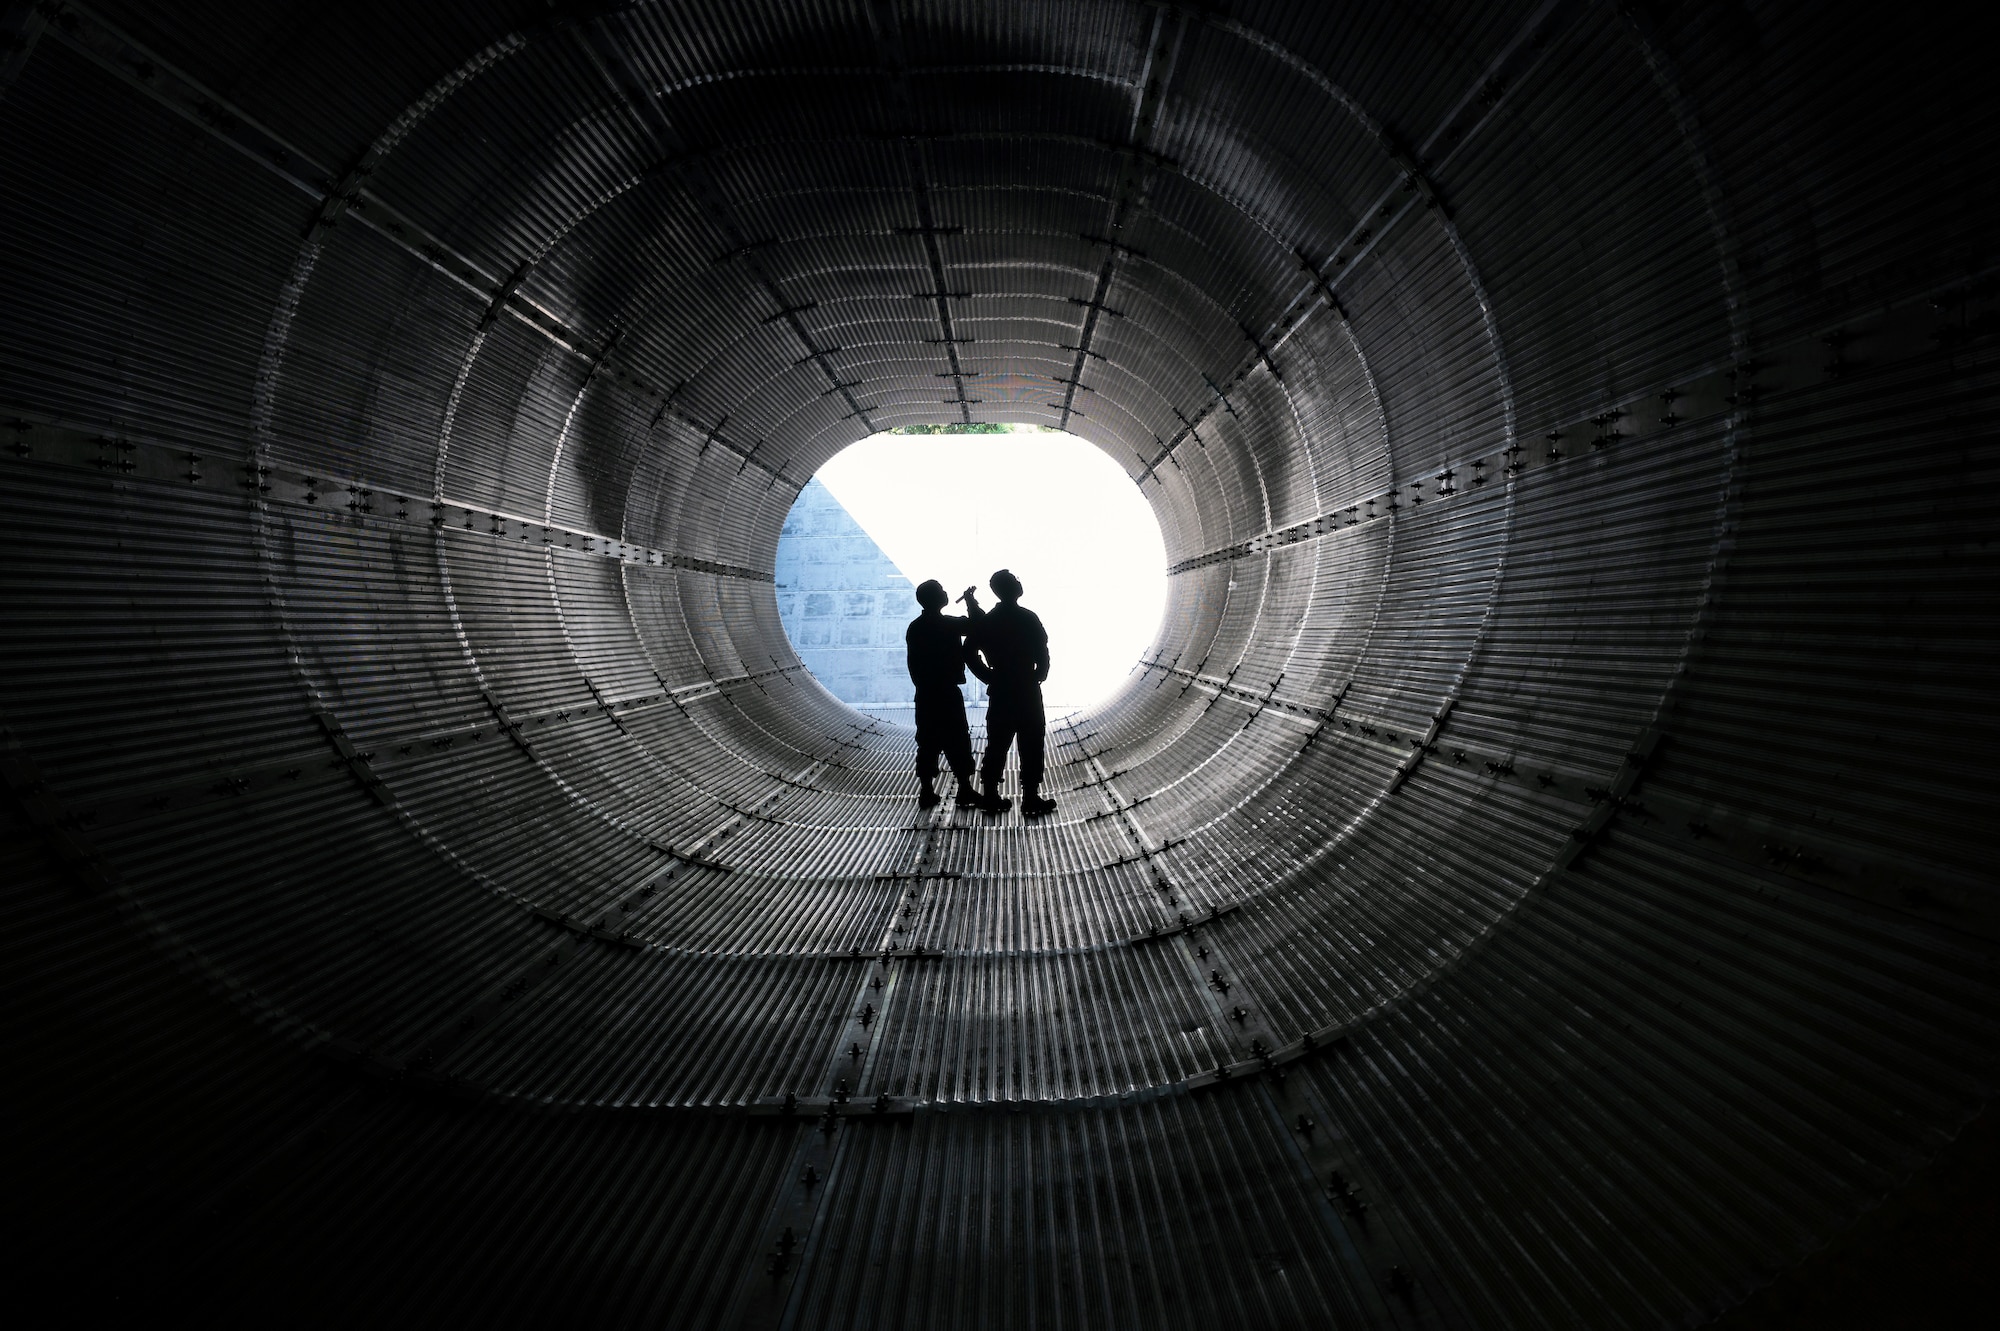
left=3, top=2, right=1996, bottom=1327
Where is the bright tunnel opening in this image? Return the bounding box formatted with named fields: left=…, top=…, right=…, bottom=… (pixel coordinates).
left=776, top=425, right=1168, bottom=722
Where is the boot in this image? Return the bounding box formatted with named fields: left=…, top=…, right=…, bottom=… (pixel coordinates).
left=917, top=779, right=940, bottom=810
left=953, top=775, right=981, bottom=807
left=1020, top=780, right=1056, bottom=819
left=978, top=777, right=1012, bottom=815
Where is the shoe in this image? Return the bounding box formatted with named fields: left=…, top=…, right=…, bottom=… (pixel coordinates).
left=918, top=787, right=941, bottom=810
left=1021, top=794, right=1057, bottom=818
left=978, top=782, right=1012, bottom=815
left=954, top=780, right=981, bottom=806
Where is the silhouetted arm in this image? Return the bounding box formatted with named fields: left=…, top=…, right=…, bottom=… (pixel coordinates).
left=963, top=622, right=995, bottom=684
left=943, top=597, right=984, bottom=640
left=1033, top=617, right=1050, bottom=684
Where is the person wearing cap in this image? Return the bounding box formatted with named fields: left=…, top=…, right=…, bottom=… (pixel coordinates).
left=964, top=568, right=1055, bottom=817
left=904, top=579, right=985, bottom=809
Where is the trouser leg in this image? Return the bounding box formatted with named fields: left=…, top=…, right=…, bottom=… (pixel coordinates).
left=1017, top=701, right=1046, bottom=789
left=981, top=706, right=1017, bottom=787
left=944, top=719, right=974, bottom=783
left=976, top=693, right=1018, bottom=813
left=918, top=688, right=973, bottom=785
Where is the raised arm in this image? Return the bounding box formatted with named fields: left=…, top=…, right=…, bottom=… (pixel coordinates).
left=962, top=603, right=995, bottom=684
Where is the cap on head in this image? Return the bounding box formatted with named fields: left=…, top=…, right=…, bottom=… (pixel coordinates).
left=915, top=579, right=948, bottom=610
left=989, top=568, right=1023, bottom=600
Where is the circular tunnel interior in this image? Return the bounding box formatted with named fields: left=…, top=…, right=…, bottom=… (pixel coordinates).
left=2, top=1, right=1996, bottom=1326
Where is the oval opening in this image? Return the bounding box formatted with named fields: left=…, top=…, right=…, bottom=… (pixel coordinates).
left=776, top=425, right=1168, bottom=725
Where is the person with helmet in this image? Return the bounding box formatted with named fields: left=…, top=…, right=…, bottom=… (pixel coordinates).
left=905, top=579, right=985, bottom=809
left=964, top=568, right=1056, bottom=818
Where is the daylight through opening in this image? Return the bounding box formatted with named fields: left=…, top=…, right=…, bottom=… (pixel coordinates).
left=776, top=426, right=1168, bottom=726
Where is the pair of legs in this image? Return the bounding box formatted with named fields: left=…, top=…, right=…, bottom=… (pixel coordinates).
left=981, top=687, right=1055, bottom=817
left=914, top=685, right=978, bottom=809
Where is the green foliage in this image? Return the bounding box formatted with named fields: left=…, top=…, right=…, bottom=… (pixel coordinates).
left=889, top=423, right=1011, bottom=434
left=887, top=423, right=1058, bottom=435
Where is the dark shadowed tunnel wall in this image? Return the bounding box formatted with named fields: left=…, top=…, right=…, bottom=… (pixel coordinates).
left=1, top=1, right=1996, bottom=1327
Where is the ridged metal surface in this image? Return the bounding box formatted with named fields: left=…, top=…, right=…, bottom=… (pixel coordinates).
left=3, top=1, right=1996, bottom=1327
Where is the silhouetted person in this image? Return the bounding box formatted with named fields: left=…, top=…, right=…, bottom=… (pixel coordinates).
left=965, top=568, right=1055, bottom=817
left=905, top=579, right=985, bottom=809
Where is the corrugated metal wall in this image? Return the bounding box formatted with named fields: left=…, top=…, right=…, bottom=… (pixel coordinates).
left=3, top=1, right=1995, bottom=1326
